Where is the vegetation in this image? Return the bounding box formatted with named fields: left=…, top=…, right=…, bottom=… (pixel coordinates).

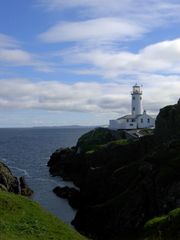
left=0, top=190, right=87, bottom=240
left=144, top=208, right=180, bottom=240
left=86, top=139, right=129, bottom=154
left=77, top=127, right=125, bottom=152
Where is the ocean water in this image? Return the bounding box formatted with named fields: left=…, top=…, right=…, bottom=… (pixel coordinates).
left=0, top=127, right=91, bottom=224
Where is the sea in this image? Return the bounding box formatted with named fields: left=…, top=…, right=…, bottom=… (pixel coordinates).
left=0, top=127, right=91, bottom=225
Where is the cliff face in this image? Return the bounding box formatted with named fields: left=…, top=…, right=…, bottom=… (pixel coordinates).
left=48, top=101, right=180, bottom=240
left=72, top=140, right=180, bottom=239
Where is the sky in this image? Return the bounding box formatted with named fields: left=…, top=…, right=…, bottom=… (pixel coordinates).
left=0, top=0, right=180, bottom=127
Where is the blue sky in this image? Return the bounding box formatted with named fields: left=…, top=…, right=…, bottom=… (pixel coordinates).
left=0, top=0, right=180, bottom=127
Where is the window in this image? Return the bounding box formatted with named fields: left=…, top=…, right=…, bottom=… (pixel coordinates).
left=133, top=96, right=135, bottom=100
left=132, top=107, right=135, bottom=111
left=127, top=119, right=129, bottom=122
left=132, top=119, right=135, bottom=122
left=141, top=119, right=143, bottom=123
left=130, top=124, right=134, bottom=126
left=147, top=118, right=150, bottom=123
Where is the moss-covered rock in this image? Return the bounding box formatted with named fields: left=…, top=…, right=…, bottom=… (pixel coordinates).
left=76, top=127, right=125, bottom=153
left=0, top=162, right=19, bottom=193
left=144, top=208, right=180, bottom=240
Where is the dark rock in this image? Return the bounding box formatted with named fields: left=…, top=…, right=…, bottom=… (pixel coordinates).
left=53, top=186, right=81, bottom=209
left=155, top=99, right=180, bottom=142
left=0, top=162, right=19, bottom=193
left=48, top=147, right=86, bottom=187
left=19, top=176, right=33, bottom=197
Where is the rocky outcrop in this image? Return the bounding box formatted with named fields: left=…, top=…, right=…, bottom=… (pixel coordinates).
left=76, top=127, right=125, bottom=153
left=53, top=186, right=81, bottom=209
left=155, top=99, right=180, bottom=142
left=19, top=176, right=33, bottom=197
left=48, top=101, right=180, bottom=240
left=48, top=147, right=85, bottom=186
left=0, top=162, right=19, bottom=193
left=0, top=162, right=33, bottom=197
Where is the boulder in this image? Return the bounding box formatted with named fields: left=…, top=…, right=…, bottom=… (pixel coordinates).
left=53, top=186, right=81, bottom=209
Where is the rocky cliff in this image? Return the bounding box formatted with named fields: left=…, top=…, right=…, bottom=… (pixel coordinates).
left=155, top=99, right=180, bottom=142
left=48, top=100, right=180, bottom=240
left=0, top=162, right=19, bottom=193
left=0, top=161, right=33, bottom=196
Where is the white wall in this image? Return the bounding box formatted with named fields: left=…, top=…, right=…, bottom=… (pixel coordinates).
left=131, top=93, right=143, bottom=116
left=137, top=114, right=155, bottom=128
left=109, top=119, right=126, bottom=129
left=109, top=119, right=137, bottom=129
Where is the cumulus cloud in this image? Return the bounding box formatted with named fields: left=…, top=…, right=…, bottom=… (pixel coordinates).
left=0, top=79, right=121, bottom=112
left=0, top=77, right=179, bottom=117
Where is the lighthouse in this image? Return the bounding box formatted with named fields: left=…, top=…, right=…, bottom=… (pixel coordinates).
left=109, top=84, right=156, bottom=130
left=131, top=84, right=143, bottom=116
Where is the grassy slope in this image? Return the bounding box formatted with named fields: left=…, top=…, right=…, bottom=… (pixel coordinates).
left=0, top=191, right=87, bottom=240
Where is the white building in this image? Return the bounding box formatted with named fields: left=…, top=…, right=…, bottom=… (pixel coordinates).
left=109, top=85, right=155, bottom=130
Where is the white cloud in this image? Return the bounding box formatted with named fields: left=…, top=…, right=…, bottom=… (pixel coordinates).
left=0, top=33, right=53, bottom=72
left=0, top=77, right=179, bottom=117
left=0, top=33, right=18, bottom=48
left=60, top=38, right=180, bottom=78
left=38, top=0, right=180, bottom=76
left=0, top=48, right=53, bottom=72
left=0, top=49, right=33, bottom=64
left=39, top=1, right=180, bottom=32
left=39, top=18, right=146, bottom=43
left=39, top=0, right=180, bottom=18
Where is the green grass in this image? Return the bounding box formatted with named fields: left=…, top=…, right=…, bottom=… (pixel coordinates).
left=86, top=139, right=129, bottom=154
left=144, top=215, right=168, bottom=230
left=0, top=190, right=87, bottom=240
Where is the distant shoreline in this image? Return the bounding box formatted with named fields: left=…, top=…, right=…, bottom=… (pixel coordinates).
left=0, top=125, right=102, bottom=129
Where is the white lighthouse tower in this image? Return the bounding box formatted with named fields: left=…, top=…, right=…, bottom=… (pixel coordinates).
left=109, top=84, right=156, bottom=130
left=131, top=84, right=143, bottom=116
